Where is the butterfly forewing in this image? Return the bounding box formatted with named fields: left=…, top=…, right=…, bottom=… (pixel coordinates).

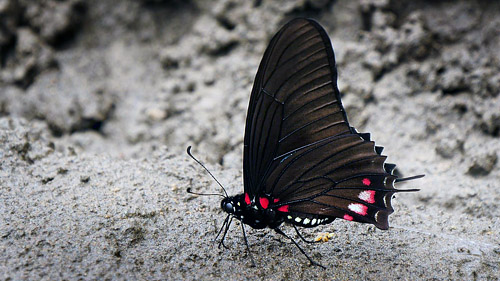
left=243, top=19, right=349, bottom=193
left=243, top=18, right=398, bottom=230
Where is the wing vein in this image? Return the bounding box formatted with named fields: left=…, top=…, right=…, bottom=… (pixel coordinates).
left=262, top=23, right=313, bottom=85
left=281, top=72, right=332, bottom=105
left=256, top=99, right=280, bottom=181
left=249, top=94, right=265, bottom=187
left=255, top=96, right=277, bottom=178
left=283, top=82, right=334, bottom=120
left=270, top=134, right=359, bottom=195
left=265, top=61, right=330, bottom=100
left=279, top=113, right=344, bottom=143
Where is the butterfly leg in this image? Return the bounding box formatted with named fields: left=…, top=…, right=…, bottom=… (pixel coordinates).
left=215, top=215, right=230, bottom=241
left=217, top=215, right=232, bottom=249
left=274, top=227, right=326, bottom=269
left=292, top=224, right=317, bottom=244
left=240, top=222, right=256, bottom=267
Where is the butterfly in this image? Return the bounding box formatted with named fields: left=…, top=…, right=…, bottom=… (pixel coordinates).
left=187, top=18, right=423, bottom=268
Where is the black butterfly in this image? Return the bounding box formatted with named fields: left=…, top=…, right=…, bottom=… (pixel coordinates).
left=187, top=18, right=423, bottom=268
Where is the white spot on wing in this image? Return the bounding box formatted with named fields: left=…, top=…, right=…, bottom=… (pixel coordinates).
left=303, top=218, right=310, bottom=224
left=295, top=217, right=302, bottom=223
left=348, top=203, right=366, bottom=215
left=359, top=191, right=372, bottom=202
left=311, top=218, right=317, bottom=225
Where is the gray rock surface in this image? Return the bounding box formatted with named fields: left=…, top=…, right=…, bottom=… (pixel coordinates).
left=1, top=0, right=499, bottom=279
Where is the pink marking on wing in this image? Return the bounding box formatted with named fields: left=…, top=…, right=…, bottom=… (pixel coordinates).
left=343, top=214, right=353, bottom=221
left=348, top=203, right=368, bottom=216
left=259, top=197, right=269, bottom=209
left=274, top=198, right=280, bottom=203
left=244, top=193, right=251, bottom=205
left=362, top=178, right=371, bottom=186
left=277, top=205, right=289, bottom=212
left=359, top=190, right=376, bottom=204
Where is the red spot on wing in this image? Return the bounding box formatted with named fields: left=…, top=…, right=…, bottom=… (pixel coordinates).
left=273, top=198, right=280, bottom=203
left=244, top=193, right=251, bottom=205
left=359, top=190, right=376, bottom=204
left=259, top=197, right=269, bottom=209
left=362, top=178, right=371, bottom=186
left=277, top=205, right=289, bottom=212
left=343, top=214, right=353, bottom=221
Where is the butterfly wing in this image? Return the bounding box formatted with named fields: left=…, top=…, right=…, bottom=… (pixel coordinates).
left=243, top=18, right=351, bottom=194
left=243, top=18, right=405, bottom=230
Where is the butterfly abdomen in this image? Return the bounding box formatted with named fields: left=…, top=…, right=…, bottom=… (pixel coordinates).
left=284, top=214, right=334, bottom=228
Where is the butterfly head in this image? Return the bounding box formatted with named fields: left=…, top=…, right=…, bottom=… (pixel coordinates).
left=221, top=194, right=249, bottom=216
left=221, top=197, right=236, bottom=214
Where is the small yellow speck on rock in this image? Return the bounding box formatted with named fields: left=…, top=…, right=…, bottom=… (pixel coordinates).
left=314, top=232, right=334, bottom=242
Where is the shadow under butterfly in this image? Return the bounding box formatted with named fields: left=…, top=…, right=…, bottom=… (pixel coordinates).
left=187, top=18, right=424, bottom=268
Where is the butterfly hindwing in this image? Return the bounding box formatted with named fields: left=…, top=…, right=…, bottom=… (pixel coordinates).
left=243, top=18, right=400, bottom=230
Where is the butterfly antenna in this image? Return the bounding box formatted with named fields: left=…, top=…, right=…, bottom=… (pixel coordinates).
left=186, top=146, right=229, bottom=197
left=187, top=188, right=225, bottom=198
left=395, top=174, right=425, bottom=183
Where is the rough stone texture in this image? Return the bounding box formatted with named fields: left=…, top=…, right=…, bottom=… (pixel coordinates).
left=0, top=0, right=20, bottom=50
left=1, top=0, right=499, bottom=280
left=0, top=0, right=87, bottom=88
left=1, top=28, right=56, bottom=87
left=21, top=0, right=86, bottom=45
left=467, top=152, right=498, bottom=177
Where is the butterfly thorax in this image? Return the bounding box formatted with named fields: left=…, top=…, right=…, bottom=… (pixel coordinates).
left=221, top=194, right=285, bottom=229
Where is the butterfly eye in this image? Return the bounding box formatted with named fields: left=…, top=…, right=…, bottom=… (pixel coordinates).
left=221, top=200, right=234, bottom=214
left=226, top=202, right=233, bottom=212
